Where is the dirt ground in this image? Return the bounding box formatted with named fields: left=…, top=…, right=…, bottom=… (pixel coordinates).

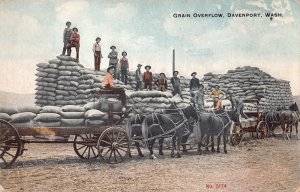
left=0, top=135, right=300, bottom=192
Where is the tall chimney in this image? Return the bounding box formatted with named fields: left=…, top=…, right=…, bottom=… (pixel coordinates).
left=172, top=49, right=175, bottom=74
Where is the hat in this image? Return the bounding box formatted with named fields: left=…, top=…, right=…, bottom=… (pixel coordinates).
left=215, top=85, right=220, bottom=88
left=107, top=66, right=115, bottom=72
left=191, top=72, right=197, bottom=76
left=122, top=51, right=127, bottom=56
left=137, top=64, right=142, bottom=67
left=159, top=73, right=165, bottom=76
left=72, top=27, right=78, bottom=32
left=110, top=45, right=116, bottom=49
left=96, top=37, right=101, bottom=41
left=145, top=65, right=151, bottom=70
left=66, top=21, right=71, bottom=25
left=173, top=71, right=179, bottom=75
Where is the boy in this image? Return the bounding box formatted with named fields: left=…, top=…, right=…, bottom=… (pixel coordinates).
left=61, top=21, right=72, bottom=56
left=143, top=65, right=153, bottom=90
left=155, top=73, right=168, bottom=92
left=119, top=51, right=129, bottom=85
left=135, top=64, right=143, bottom=91
left=92, top=37, right=103, bottom=71
left=108, top=46, right=118, bottom=78
left=67, top=27, right=80, bottom=62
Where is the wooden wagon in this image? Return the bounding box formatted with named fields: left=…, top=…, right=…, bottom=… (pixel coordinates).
left=230, top=99, right=269, bottom=146
left=0, top=90, right=133, bottom=169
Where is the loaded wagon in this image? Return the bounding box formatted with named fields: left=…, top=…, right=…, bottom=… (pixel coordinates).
left=0, top=90, right=133, bottom=169
left=230, top=99, right=269, bottom=146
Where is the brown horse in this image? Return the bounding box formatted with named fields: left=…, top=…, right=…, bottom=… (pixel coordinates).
left=280, top=102, right=299, bottom=139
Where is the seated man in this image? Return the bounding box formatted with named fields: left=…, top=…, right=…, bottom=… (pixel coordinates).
left=228, top=91, right=248, bottom=119
left=102, top=66, right=126, bottom=107
left=213, top=97, right=224, bottom=114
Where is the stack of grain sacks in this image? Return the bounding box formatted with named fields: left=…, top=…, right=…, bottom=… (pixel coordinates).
left=34, top=106, right=62, bottom=127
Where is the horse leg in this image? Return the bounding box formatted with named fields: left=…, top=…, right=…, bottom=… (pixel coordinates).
left=147, top=139, right=156, bottom=159
left=181, top=134, right=188, bottom=152
left=296, top=122, right=299, bottom=140
left=205, top=135, right=209, bottom=152
left=223, top=134, right=228, bottom=154
left=171, top=136, right=176, bottom=158
left=158, top=138, right=164, bottom=155
left=217, top=136, right=221, bottom=153
left=135, top=141, right=144, bottom=157
left=211, top=136, right=215, bottom=153
left=176, top=136, right=182, bottom=158
left=198, top=132, right=204, bottom=155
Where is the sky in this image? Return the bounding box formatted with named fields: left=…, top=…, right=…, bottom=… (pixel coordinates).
left=0, top=0, right=299, bottom=95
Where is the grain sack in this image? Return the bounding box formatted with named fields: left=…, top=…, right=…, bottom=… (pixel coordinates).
left=44, top=68, right=59, bottom=74
left=85, top=119, right=106, bottom=127
left=84, top=109, right=106, bottom=119
left=101, top=114, right=121, bottom=121
left=0, top=113, right=11, bottom=121
left=59, top=111, right=84, bottom=119
left=59, top=71, right=72, bottom=76
left=37, top=63, right=49, bottom=68
left=36, top=72, right=48, bottom=77
left=99, top=99, right=122, bottom=112
left=62, top=105, right=85, bottom=112
left=42, top=78, right=56, bottom=83
left=61, top=118, right=85, bottom=126
left=57, top=80, right=71, bottom=86
left=48, top=64, right=58, bottom=69
left=61, top=61, right=77, bottom=66
left=11, top=112, right=37, bottom=123
left=36, top=121, right=61, bottom=127
left=48, top=59, right=61, bottom=64
left=11, top=122, right=35, bottom=127
left=72, top=72, right=81, bottom=77
left=83, top=102, right=98, bottom=110
left=68, top=90, right=77, bottom=95
left=17, top=106, right=41, bottom=114
left=56, top=55, right=76, bottom=61
left=44, top=87, right=56, bottom=92
left=40, top=106, right=62, bottom=113
left=47, top=73, right=59, bottom=78
left=0, top=106, right=18, bottom=115
left=34, top=113, right=61, bottom=122
left=56, top=90, right=69, bottom=96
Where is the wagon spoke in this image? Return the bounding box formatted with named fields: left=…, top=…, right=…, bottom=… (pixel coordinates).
left=91, top=146, right=97, bottom=157
left=116, top=131, right=121, bottom=142
left=100, top=140, right=111, bottom=146
left=82, top=146, right=89, bottom=157
left=108, top=150, right=113, bottom=162
left=0, top=128, right=10, bottom=139
left=102, top=148, right=111, bottom=157
left=0, top=137, right=15, bottom=144
left=1, top=156, right=7, bottom=164
left=117, top=136, right=126, bottom=144
left=76, top=145, right=86, bottom=151
left=105, top=133, right=112, bottom=143
left=115, top=149, right=124, bottom=161
left=113, top=150, right=117, bottom=163
left=88, top=147, right=91, bottom=159
left=4, top=151, right=15, bottom=158
left=118, top=147, right=127, bottom=153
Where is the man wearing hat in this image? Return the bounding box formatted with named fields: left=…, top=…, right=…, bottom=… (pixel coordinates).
left=119, top=51, right=129, bottom=85
left=135, top=64, right=143, bottom=91
left=92, top=37, right=103, bottom=71
left=102, top=66, right=126, bottom=106
left=228, top=91, right=248, bottom=119
left=190, top=72, right=200, bottom=91
left=67, top=27, right=80, bottom=62
left=108, top=46, right=118, bottom=78
left=143, top=65, right=153, bottom=90
left=194, top=84, right=205, bottom=111
left=155, top=73, right=168, bottom=92
left=211, top=85, right=225, bottom=107
left=61, top=21, right=72, bottom=56
left=170, top=71, right=182, bottom=98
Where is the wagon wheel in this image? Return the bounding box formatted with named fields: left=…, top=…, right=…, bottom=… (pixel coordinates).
left=0, top=120, right=22, bottom=168
left=97, top=127, right=131, bottom=164
left=73, top=134, right=99, bottom=159
left=256, top=121, right=269, bottom=139
left=230, top=124, right=243, bottom=146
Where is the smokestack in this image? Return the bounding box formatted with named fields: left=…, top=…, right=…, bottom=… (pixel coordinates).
left=172, top=49, right=175, bottom=74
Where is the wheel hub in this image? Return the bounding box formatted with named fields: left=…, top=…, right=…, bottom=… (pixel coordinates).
left=112, top=142, right=119, bottom=150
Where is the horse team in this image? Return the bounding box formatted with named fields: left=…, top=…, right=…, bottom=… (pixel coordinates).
left=127, top=102, right=299, bottom=159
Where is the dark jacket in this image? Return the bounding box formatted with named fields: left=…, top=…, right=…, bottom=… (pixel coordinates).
left=190, top=78, right=200, bottom=90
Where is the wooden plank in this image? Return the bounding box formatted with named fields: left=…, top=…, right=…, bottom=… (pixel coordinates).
left=14, top=126, right=111, bottom=136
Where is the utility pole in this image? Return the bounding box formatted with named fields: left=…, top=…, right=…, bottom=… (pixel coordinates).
left=172, top=49, right=175, bottom=74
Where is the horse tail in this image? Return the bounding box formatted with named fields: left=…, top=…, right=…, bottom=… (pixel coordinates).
left=142, top=117, right=149, bottom=140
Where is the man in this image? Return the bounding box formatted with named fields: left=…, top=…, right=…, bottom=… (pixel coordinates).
left=92, top=37, right=103, bottom=71
left=190, top=72, right=200, bottom=91
left=194, top=84, right=205, bottom=111
left=108, top=46, right=118, bottom=78
left=67, top=27, right=80, bottom=62
left=228, top=91, right=248, bottom=119
left=119, top=51, right=129, bottom=85
left=155, top=73, right=168, bottom=92
left=135, top=64, right=143, bottom=91
left=102, top=66, right=126, bottom=106
left=211, top=85, right=225, bottom=107
left=170, top=71, right=182, bottom=98
left=143, top=65, right=153, bottom=90
left=213, top=97, right=224, bottom=114
left=61, top=21, right=72, bottom=56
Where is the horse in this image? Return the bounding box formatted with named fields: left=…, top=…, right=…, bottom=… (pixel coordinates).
left=126, top=113, right=164, bottom=157
left=196, top=110, right=235, bottom=154
left=142, top=105, right=198, bottom=158
left=264, top=110, right=281, bottom=137
left=280, top=102, right=299, bottom=139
